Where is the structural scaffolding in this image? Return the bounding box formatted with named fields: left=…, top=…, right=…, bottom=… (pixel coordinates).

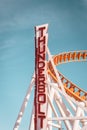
left=13, top=24, right=87, bottom=130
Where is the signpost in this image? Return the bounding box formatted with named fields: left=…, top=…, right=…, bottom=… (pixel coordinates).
left=35, top=24, right=48, bottom=130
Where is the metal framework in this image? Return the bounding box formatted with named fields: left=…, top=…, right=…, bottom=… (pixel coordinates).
left=13, top=24, right=87, bottom=130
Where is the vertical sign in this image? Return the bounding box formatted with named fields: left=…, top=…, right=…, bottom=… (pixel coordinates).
left=35, top=24, right=48, bottom=130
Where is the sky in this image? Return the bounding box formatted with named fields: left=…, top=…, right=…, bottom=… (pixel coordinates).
left=0, top=0, right=87, bottom=130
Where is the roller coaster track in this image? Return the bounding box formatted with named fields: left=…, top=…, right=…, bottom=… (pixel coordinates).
left=13, top=24, right=87, bottom=130
left=13, top=50, right=87, bottom=130
left=48, top=50, right=87, bottom=102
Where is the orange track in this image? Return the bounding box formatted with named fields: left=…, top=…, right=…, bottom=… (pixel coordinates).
left=48, top=50, right=87, bottom=102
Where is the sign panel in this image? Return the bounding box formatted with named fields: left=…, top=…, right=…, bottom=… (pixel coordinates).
left=35, top=24, right=48, bottom=130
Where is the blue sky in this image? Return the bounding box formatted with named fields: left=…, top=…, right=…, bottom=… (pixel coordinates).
left=0, top=0, right=87, bottom=130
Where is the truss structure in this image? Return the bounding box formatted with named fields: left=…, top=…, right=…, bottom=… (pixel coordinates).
left=13, top=24, right=87, bottom=130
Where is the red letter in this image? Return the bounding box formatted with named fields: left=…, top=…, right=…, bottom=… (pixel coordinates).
left=39, top=27, right=46, bottom=37
left=38, top=115, right=46, bottom=128
left=38, top=94, right=46, bottom=103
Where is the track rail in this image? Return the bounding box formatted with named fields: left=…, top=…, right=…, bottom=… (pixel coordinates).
left=53, top=50, right=87, bottom=65
left=48, top=50, right=87, bottom=102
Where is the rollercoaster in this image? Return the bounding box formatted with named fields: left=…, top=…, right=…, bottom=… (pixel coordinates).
left=13, top=24, right=87, bottom=130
